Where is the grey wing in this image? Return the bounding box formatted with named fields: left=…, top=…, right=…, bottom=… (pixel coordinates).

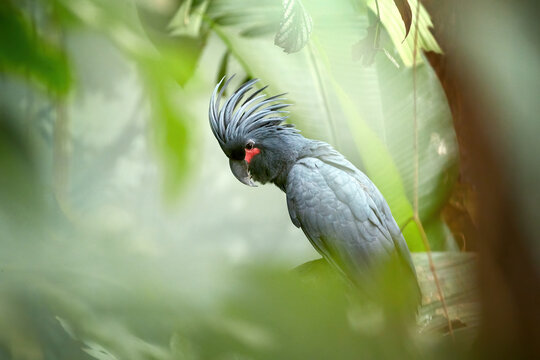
left=309, top=141, right=418, bottom=279
left=286, top=158, right=398, bottom=284
left=348, top=167, right=418, bottom=279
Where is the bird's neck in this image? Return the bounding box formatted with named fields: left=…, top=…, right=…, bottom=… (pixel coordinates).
left=272, top=167, right=292, bottom=192
left=270, top=136, right=314, bottom=191
left=271, top=138, right=344, bottom=191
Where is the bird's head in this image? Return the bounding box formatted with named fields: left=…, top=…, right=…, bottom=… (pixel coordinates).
left=209, top=77, right=301, bottom=187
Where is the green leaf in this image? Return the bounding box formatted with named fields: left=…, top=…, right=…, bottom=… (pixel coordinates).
left=168, top=0, right=210, bottom=38
left=136, top=1, right=209, bottom=86
left=145, top=72, right=193, bottom=199
left=58, top=0, right=207, bottom=86
left=0, top=1, right=72, bottom=95
left=296, top=252, right=480, bottom=338
left=55, top=0, right=198, bottom=197
left=274, top=0, right=313, bottom=53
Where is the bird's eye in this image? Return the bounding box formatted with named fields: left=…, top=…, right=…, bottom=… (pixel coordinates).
left=245, top=141, right=254, bottom=150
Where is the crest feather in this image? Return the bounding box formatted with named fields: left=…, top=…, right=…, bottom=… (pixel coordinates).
left=209, top=76, right=294, bottom=147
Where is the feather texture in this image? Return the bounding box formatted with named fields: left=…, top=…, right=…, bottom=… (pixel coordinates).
left=209, top=77, right=295, bottom=148
left=286, top=141, right=418, bottom=289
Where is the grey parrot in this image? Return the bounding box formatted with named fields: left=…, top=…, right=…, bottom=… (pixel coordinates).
left=209, top=78, right=421, bottom=306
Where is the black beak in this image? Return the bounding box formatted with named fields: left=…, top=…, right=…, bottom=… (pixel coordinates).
left=229, top=159, right=257, bottom=187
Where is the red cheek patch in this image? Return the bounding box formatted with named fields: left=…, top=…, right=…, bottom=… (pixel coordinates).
left=245, top=148, right=260, bottom=163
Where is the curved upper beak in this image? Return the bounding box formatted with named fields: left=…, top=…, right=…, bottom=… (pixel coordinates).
left=229, top=159, right=257, bottom=187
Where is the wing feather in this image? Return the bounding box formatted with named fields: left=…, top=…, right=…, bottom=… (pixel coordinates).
left=286, top=154, right=417, bottom=288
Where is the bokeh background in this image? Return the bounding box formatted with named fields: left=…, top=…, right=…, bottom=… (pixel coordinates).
left=0, top=0, right=538, bottom=359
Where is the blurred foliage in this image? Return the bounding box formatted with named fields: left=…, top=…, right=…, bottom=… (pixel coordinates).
left=0, top=1, right=71, bottom=94
left=0, top=0, right=476, bottom=359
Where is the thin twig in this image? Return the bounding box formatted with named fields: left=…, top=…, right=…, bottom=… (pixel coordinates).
left=203, top=15, right=254, bottom=76
left=373, top=0, right=382, bottom=49
left=414, top=215, right=454, bottom=337
left=307, top=43, right=339, bottom=147
left=412, top=0, right=454, bottom=339
left=399, top=216, right=414, bottom=235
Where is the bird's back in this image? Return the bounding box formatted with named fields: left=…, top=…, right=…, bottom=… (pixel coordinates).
left=286, top=141, right=420, bottom=303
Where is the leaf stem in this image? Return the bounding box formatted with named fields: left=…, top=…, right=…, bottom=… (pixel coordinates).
left=203, top=15, right=254, bottom=77
left=307, top=42, right=338, bottom=146
left=412, top=0, right=454, bottom=339
left=373, top=0, right=382, bottom=49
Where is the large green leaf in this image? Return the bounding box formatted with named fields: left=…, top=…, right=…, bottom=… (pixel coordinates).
left=206, top=0, right=457, bottom=251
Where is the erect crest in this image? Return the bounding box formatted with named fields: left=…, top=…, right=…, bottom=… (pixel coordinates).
left=209, top=77, right=295, bottom=147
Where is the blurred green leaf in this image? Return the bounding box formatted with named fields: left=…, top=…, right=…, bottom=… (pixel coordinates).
left=136, top=1, right=208, bottom=86
left=53, top=0, right=199, bottom=197
left=0, top=1, right=71, bottom=95
left=57, top=0, right=206, bottom=86
left=168, top=0, right=210, bottom=38
left=145, top=73, right=193, bottom=199
left=296, top=252, right=480, bottom=339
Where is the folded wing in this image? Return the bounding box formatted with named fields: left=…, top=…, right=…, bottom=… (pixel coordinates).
left=286, top=145, right=418, bottom=296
